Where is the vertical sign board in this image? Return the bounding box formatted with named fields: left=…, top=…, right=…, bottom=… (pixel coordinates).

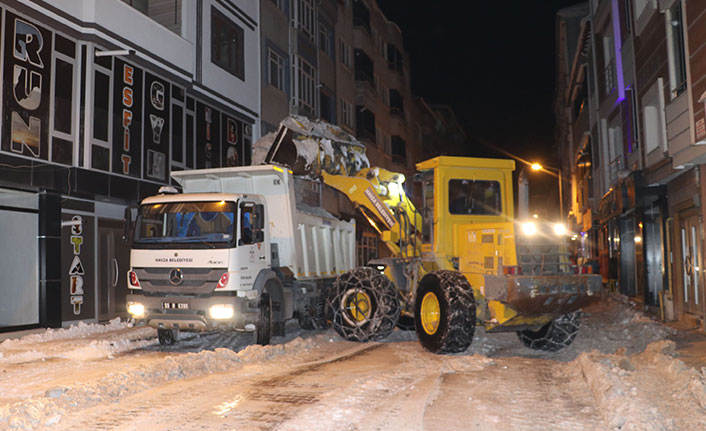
left=143, top=72, right=170, bottom=180
left=112, top=59, right=143, bottom=177
left=2, top=12, right=52, bottom=160
left=196, top=101, right=221, bottom=168
left=221, top=114, right=243, bottom=167
left=61, top=214, right=95, bottom=321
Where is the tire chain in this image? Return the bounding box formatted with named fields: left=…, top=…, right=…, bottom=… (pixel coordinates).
left=328, top=267, right=400, bottom=342
left=517, top=310, right=581, bottom=352
left=431, top=270, right=477, bottom=353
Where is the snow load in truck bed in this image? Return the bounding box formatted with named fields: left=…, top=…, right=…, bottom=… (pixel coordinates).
left=252, top=115, right=370, bottom=177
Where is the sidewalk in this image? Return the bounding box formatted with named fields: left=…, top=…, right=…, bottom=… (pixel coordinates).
left=666, top=319, right=706, bottom=369
left=0, top=327, right=47, bottom=342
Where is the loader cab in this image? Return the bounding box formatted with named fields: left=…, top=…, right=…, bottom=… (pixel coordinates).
left=416, top=156, right=515, bottom=256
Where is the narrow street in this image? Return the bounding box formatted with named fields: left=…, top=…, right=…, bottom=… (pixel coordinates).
left=2, top=294, right=706, bottom=431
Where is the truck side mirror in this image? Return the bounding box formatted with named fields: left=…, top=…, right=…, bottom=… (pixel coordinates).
left=122, top=207, right=134, bottom=245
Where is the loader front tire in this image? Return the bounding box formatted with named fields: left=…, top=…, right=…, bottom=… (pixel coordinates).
left=329, top=267, right=399, bottom=342
left=516, top=310, right=581, bottom=352
left=414, top=270, right=476, bottom=354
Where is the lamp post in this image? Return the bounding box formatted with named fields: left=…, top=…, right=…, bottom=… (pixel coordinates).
left=531, top=163, right=563, bottom=220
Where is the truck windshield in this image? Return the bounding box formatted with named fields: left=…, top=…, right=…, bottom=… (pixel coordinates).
left=134, top=201, right=236, bottom=248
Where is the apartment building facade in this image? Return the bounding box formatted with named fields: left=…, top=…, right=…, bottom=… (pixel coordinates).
left=0, top=0, right=260, bottom=331
left=556, top=0, right=706, bottom=328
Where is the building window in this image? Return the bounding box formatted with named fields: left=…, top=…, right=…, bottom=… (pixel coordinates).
left=339, top=39, right=353, bottom=68
left=295, top=56, right=316, bottom=113
left=642, top=78, right=666, bottom=154
left=297, top=0, right=315, bottom=41
left=271, top=0, right=287, bottom=13
left=211, top=8, right=245, bottom=80
left=268, top=48, right=286, bottom=91
left=93, top=71, right=110, bottom=142
left=341, top=99, right=353, bottom=128
left=387, top=44, right=403, bottom=75
left=320, top=90, right=334, bottom=123
left=356, top=105, right=375, bottom=142
left=352, top=0, right=371, bottom=35
left=354, top=49, right=374, bottom=87
left=357, top=231, right=378, bottom=266
left=319, top=21, right=334, bottom=58
left=122, top=0, right=182, bottom=36
left=667, top=2, right=687, bottom=98
left=389, top=89, right=404, bottom=117
left=602, top=29, right=616, bottom=95
left=390, top=135, right=406, bottom=164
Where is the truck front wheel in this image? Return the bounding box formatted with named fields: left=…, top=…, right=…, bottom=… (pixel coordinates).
left=157, top=328, right=177, bottom=346
left=256, top=291, right=273, bottom=345
left=328, top=267, right=399, bottom=342
left=516, top=310, right=581, bottom=352
left=414, top=270, right=476, bottom=354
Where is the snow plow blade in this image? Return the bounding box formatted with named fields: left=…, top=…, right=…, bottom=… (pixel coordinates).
left=253, top=115, right=369, bottom=177
left=484, top=273, right=602, bottom=317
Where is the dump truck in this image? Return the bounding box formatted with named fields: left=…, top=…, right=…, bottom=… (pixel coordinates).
left=124, top=164, right=358, bottom=345
left=126, top=116, right=601, bottom=352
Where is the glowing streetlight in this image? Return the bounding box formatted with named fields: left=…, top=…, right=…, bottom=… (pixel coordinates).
left=530, top=163, right=563, bottom=220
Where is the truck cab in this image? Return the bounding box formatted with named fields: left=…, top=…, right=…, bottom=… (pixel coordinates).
left=126, top=193, right=268, bottom=339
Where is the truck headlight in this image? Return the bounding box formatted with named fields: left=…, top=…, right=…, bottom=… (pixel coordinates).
left=127, top=301, right=145, bottom=318
left=553, top=223, right=567, bottom=236
left=521, top=222, right=537, bottom=236
left=209, top=304, right=234, bottom=320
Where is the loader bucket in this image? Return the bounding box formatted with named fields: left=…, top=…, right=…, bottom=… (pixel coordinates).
left=253, top=115, right=370, bottom=177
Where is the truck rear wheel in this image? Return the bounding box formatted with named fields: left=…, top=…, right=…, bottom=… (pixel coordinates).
left=256, top=291, right=273, bottom=345
left=328, top=267, right=399, bottom=342
left=516, top=310, right=581, bottom=352
left=414, top=270, right=476, bottom=354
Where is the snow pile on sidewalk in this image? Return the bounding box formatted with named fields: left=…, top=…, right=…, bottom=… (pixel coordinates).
left=1, top=318, right=129, bottom=346
left=0, top=319, right=156, bottom=364
left=0, top=334, right=329, bottom=430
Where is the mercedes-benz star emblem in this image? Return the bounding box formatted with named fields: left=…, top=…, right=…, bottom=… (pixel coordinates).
left=169, top=268, right=184, bottom=285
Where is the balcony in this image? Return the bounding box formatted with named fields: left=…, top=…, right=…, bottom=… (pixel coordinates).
left=50, top=0, right=194, bottom=75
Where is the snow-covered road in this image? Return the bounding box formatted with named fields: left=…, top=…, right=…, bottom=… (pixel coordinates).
left=2, top=294, right=706, bottom=430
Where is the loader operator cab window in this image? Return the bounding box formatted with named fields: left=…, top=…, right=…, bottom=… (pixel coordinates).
left=448, top=179, right=501, bottom=216
left=239, top=202, right=265, bottom=245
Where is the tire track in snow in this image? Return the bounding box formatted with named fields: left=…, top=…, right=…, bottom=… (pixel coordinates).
left=47, top=342, right=380, bottom=431
left=423, top=357, right=608, bottom=431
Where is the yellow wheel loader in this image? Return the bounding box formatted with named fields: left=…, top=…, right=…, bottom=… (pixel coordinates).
left=262, top=116, right=602, bottom=354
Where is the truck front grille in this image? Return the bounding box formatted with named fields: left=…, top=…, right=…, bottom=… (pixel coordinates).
left=133, top=267, right=228, bottom=295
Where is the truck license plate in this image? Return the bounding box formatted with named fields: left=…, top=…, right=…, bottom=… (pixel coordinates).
left=162, top=302, right=189, bottom=310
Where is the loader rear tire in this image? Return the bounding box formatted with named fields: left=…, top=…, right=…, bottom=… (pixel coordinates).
left=414, top=270, right=476, bottom=354
left=328, top=267, right=399, bottom=342
left=516, top=310, right=581, bottom=352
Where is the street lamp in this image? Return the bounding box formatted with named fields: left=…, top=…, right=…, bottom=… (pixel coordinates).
left=530, top=163, right=563, bottom=220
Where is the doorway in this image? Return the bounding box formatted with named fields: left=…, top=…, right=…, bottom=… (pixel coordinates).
left=676, top=209, right=703, bottom=318
left=97, top=218, right=131, bottom=321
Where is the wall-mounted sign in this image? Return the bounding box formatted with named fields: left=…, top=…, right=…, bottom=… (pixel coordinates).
left=222, top=114, right=242, bottom=167
left=62, top=213, right=95, bottom=320
left=2, top=12, right=53, bottom=160
left=196, top=101, right=220, bottom=168
left=144, top=72, right=170, bottom=180
left=112, top=59, right=143, bottom=177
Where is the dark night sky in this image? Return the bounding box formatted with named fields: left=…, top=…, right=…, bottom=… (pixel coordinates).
left=378, top=1, right=583, bottom=166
